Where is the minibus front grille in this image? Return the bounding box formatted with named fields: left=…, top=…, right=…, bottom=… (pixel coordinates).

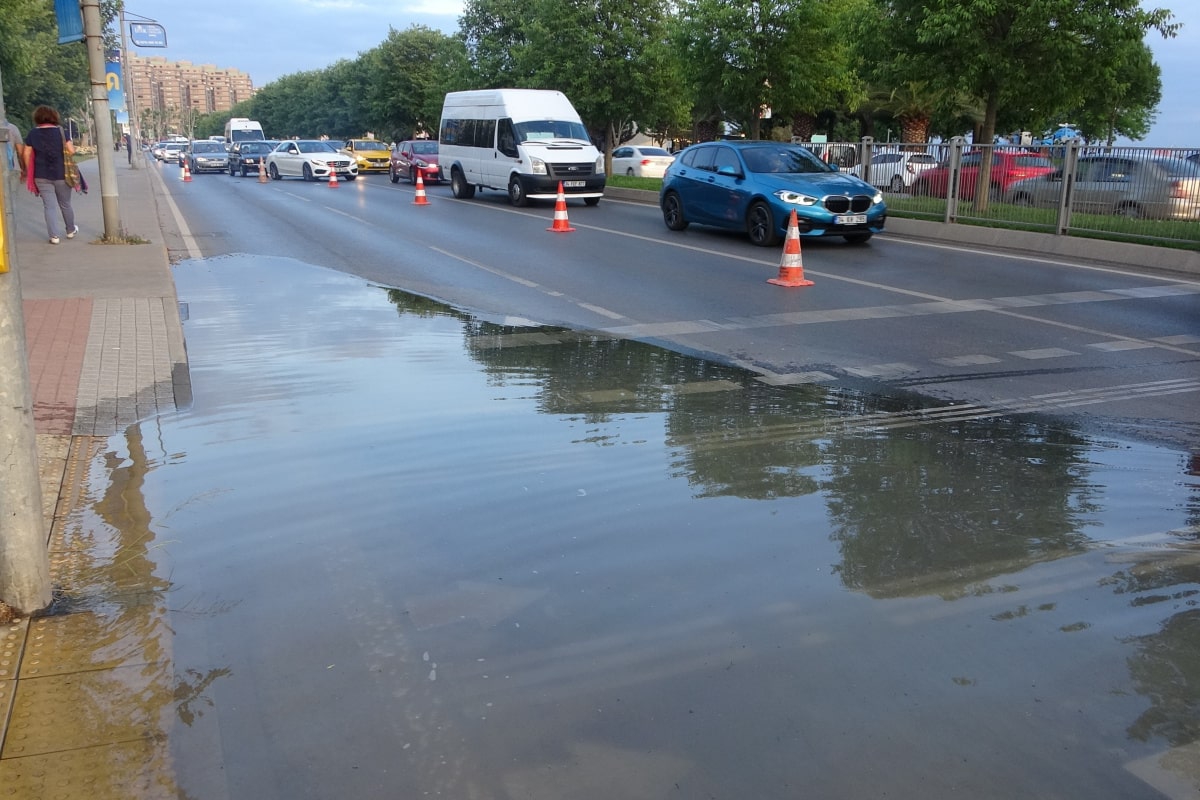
left=549, top=162, right=596, bottom=178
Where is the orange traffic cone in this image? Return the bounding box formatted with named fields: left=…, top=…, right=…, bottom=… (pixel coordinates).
left=258, top=157, right=268, bottom=183
left=328, top=165, right=339, bottom=187
left=546, top=182, right=575, bottom=232
left=767, top=210, right=813, bottom=287
left=181, top=161, right=192, bottom=182
left=413, top=169, right=429, bottom=205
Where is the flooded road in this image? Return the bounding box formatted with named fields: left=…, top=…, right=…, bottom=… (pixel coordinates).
left=74, top=256, right=1200, bottom=797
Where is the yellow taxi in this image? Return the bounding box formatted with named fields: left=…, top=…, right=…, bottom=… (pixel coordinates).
left=340, top=138, right=392, bottom=173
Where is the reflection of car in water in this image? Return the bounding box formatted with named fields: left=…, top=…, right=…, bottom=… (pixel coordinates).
left=1005, top=155, right=1200, bottom=220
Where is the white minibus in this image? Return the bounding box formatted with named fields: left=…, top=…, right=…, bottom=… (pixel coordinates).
left=439, top=89, right=605, bottom=206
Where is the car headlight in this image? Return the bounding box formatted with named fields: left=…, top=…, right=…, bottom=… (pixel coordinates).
left=774, top=190, right=818, bottom=206
left=595, top=155, right=604, bottom=173
left=872, top=191, right=884, bottom=204
left=529, top=157, right=547, bottom=175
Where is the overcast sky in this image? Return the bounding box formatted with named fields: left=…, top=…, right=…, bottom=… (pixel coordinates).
left=134, top=0, right=1198, bottom=147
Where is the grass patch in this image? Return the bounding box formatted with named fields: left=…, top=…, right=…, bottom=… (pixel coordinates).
left=607, top=174, right=663, bottom=192
left=885, top=194, right=1200, bottom=250
left=98, top=231, right=151, bottom=245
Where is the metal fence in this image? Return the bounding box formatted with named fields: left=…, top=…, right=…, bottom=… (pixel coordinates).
left=799, top=137, right=1200, bottom=250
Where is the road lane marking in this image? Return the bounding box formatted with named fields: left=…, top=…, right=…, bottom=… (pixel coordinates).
left=148, top=161, right=203, bottom=259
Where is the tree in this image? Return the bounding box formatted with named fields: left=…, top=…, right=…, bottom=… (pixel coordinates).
left=0, top=0, right=90, bottom=129
left=873, top=0, right=1177, bottom=210
left=362, top=26, right=469, bottom=141
left=674, top=0, right=856, bottom=140
left=1063, top=39, right=1162, bottom=144
left=457, top=0, right=689, bottom=167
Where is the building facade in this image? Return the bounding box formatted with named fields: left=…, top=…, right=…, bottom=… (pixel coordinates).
left=128, top=55, right=255, bottom=137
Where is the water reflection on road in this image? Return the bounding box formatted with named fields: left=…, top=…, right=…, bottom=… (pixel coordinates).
left=87, top=257, right=1200, bottom=797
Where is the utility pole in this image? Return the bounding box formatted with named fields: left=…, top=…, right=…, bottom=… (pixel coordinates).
left=0, top=68, right=53, bottom=615
left=81, top=0, right=121, bottom=238
left=119, top=5, right=140, bottom=169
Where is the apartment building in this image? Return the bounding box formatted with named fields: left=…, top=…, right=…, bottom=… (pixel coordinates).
left=127, top=54, right=255, bottom=117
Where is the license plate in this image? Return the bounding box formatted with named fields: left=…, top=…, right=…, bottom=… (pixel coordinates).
left=836, top=214, right=867, bottom=225
left=563, top=180, right=585, bottom=188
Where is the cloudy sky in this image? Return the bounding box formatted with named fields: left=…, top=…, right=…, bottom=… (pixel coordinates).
left=134, top=0, right=1198, bottom=147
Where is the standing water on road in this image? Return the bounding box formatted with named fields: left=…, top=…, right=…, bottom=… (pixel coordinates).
left=57, top=257, right=1200, bottom=797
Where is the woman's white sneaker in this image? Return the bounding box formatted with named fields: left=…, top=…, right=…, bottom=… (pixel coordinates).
left=66, top=225, right=79, bottom=239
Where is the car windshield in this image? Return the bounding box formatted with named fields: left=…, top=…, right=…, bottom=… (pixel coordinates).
left=353, top=140, right=388, bottom=151
left=513, top=119, right=590, bottom=143
left=742, top=146, right=833, bottom=174
left=410, top=141, right=438, bottom=155
left=295, top=141, right=338, bottom=154
left=192, top=142, right=225, bottom=153
left=638, top=147, right=671, bottom=157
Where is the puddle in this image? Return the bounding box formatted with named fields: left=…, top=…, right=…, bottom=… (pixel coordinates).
left=49, top=256, right=1200, bottom=798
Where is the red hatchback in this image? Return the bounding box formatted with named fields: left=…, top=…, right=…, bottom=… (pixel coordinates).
left=912, top=150, right=1055, bottom=199
left=390, top=140, right=442, bottom=184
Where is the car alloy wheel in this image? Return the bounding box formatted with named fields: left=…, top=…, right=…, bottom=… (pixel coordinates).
left=662, top=192, right=689, bottom=231
left=269, top=163, right=281, bottom=180
left=746, top=201, right=778, bottom=247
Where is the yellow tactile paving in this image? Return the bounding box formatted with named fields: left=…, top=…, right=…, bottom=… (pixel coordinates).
left=3, top=662, right=173, bottom=758
left=18, top=609, right=169, bottom=679
left=0, top=738, right=177, bottom=800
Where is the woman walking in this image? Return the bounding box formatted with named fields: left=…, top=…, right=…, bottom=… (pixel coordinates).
left=24, top=106, right=77, bottom=244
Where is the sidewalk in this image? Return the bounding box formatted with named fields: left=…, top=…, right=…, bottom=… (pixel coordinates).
left=1, top=151, right=191, bottom=796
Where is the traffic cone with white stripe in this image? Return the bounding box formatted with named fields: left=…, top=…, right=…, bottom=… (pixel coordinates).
left=767, top=210, right=813, bottom=287
left=546, top=182, right=575, bottom=232
left=258, top=157, right=268, bottom=183
left=181, top=161, right=192, bottom=182
left=413, top=169, right=429, bottom=205
left=328, top=164, right=339, bottom=187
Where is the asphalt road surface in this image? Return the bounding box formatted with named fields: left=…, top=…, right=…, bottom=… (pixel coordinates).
left=150, top=163, right=1200, bottom=452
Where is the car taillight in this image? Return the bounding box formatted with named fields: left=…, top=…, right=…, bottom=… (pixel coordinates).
left=1169, top=180, right=1187, bottom=199
left=641, top=159, right=652, bottom=166
left=906, top=164, right=914, bottom=174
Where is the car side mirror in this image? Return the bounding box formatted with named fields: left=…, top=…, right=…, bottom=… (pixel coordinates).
left=717, top=165, right=743, bottom=178
left=829, top=163, right=839, bottom=172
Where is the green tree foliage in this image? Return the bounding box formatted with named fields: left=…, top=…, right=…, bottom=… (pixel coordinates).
left=870, top=0, right=1177, bottom=209
left=1058, top=39, right=1163, bottom=144
left=0, top=0, right=90, bottom=130
left=457, top=0, right=688, bottom=162
left=673, top=0, right=857, bottom=140
left=362, top=25, right=469, bottom=141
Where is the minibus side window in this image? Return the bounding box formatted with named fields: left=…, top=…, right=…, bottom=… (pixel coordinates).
left=497, top=119, right=518, bottom=158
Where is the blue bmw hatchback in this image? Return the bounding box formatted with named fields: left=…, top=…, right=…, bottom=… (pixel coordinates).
left=659, top=141, right=887, bottom=246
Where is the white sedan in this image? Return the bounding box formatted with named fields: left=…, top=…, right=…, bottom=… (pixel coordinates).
left=611, top=145, right=675, bottom=178
left=266, top=140, right=358, bottom=182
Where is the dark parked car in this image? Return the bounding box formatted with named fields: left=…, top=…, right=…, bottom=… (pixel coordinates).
left=390, top=140, right=442, bottom=184
left=228, top=140, right=281, bottom=177
left=659, top=141, right=886, bottom=245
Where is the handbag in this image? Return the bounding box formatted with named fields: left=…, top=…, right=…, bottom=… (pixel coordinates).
left=63, top=145, right=79, bottom=189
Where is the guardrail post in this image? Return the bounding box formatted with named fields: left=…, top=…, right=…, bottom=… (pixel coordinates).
left=1055, top=140, right=1080, bottom=236
left=945, top=136, right=965, bottom=224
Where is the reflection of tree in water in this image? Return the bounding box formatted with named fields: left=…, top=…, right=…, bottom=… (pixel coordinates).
left=385, top=289, right=472, bottom=321
left=1125, top=610, right=1200, bottom=746
left=823, top=418, right=1100, bottom=599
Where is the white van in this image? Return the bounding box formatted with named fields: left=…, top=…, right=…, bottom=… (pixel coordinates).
left=439, top=89, right=605, bottom=206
